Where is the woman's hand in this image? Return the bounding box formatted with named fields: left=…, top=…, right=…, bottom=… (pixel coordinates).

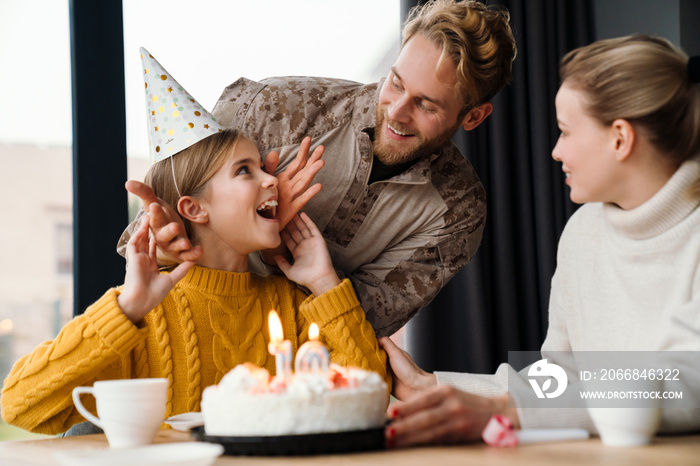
left=274, top=213, right=340, bottom=296
left=379, top=337, right=437, bottom=400
left=117, top=215, right=195, bottom=323
left=126, top=180, right=202, bottom=264
left=386, top=386, right=513, bottom=448
left=379, top=337, right=520, bottom=448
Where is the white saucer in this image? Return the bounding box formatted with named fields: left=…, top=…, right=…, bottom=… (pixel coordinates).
left=53, top=442, right=223, bottom=466
left=165, top=412, right=204, bottom=431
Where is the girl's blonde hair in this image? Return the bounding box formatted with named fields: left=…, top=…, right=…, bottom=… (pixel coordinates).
left=144, top=129, right=242, bottom=240
left=402, top=0, right=516, bottom=113
left=560, top=35, right=700, bottom=195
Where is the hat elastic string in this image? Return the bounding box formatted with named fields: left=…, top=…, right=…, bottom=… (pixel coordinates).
left=171, top=155, right=182, bottom=198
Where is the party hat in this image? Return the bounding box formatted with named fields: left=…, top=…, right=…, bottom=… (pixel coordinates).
left=140, top=47, right=225, bottom=164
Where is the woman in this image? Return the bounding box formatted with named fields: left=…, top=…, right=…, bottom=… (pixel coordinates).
left=381, top=34, right=700, bottom=447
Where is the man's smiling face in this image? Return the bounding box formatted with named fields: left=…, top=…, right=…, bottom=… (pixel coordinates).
left=374, top=33, right=466, bottom=166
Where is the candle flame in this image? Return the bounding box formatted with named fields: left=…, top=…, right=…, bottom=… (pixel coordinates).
left=268, top=310, right=283, bottom=343
left=309, top=323, right=319, bottom=341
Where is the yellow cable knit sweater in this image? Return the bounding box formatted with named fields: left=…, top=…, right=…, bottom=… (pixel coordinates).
left=1, top=266, right=389, bottom=435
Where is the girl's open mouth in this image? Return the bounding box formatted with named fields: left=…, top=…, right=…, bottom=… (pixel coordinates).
left=256, top=200, right=278, bottom=220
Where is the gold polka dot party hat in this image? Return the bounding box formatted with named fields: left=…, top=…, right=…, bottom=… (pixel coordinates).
left=140, top=47, right=224, bottom=164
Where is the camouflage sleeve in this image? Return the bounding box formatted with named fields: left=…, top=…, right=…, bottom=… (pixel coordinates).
left=350, top=220, right=484, bottom=338
left=212, top=76, right=368, bottom=153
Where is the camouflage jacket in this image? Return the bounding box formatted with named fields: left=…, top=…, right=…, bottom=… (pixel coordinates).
left=210, top=76, right=486, bottom=337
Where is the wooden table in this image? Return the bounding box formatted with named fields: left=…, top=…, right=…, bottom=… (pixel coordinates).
left=0, top=428, right=698, bottom=465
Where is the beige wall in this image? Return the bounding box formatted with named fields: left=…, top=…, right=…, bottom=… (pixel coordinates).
left=0, top=143, right=149, bottom=380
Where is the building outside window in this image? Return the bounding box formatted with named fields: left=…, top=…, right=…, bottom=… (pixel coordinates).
left=55, top=222, right=73, bottom=276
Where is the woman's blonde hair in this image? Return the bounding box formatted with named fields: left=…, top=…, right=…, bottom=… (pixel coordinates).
left=144, top=129, right=242, bottom=240
left=560, top=35, right=700, bottom=194
left=402, top=0, right=517, bottom=112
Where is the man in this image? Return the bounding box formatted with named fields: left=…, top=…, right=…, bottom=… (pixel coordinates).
left=122, top=0, right=516, bottom=337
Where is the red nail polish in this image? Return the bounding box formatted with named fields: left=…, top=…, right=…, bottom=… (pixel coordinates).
left=390, top=408, right=399, bottom=418
left=387, top=427, right=396, bottom=439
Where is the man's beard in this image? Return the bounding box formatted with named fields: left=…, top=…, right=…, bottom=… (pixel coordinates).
left=372, top=106, right=460, bottom=166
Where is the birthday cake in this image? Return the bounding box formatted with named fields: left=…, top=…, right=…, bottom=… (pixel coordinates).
left=201, top=363, right=388, bottom=436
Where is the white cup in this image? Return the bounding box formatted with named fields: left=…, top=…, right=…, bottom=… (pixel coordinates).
left=72, top=378, right=168, bottom=448
left=588, top=406, right=661, bottom=446
left=587, top=378, right=662, bottom=446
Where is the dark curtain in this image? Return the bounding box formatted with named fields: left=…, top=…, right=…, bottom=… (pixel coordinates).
left=403, top=0, right=593, bottom=374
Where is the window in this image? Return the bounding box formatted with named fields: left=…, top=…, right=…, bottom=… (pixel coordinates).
left=122, top=0, right=400, bottom=173
left=0, top=0, right=72, bottom=441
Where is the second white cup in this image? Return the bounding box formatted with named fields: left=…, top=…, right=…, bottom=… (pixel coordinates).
left=588, top=406, right=661, bottom=446
left=72, top=378, right=168, bottom=448
left=587, top=378, right=662, bottom=446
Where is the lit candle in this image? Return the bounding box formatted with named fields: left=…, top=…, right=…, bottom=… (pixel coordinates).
left=294, top=323, right=330, bottom=376
left=267, top=310, right=292, bottom=383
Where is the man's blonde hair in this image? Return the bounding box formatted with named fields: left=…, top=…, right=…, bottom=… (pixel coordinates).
left=402, top=0, right=517, bottom=112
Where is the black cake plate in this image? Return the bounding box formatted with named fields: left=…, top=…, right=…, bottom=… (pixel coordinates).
left=190, top=425, right=386, bottom=456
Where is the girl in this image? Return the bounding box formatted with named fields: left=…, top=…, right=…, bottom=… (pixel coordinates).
left=379, top=34, right=700, bottom=446
left=1, top=53, right=389, bottom=435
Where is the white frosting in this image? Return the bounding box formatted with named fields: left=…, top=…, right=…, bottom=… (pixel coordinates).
left=217, top=364, right=268, bottom=392
left=201, top=364, right=388, bottom=436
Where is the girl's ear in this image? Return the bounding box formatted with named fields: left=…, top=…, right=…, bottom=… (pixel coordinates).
left=178, top=196, right=208, bottom=224
left=612, top=118, right=635, bottom=161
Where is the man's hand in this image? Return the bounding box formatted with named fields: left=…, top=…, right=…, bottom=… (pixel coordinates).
left=265, top=136, right=325, bottom=231
left=386, top=386, right=512, bottom=448
left=125, top=180, right=202, bottom=264
left=118, top=215, right=194, bottom=323
left=379, top=337, right=437, bottom=401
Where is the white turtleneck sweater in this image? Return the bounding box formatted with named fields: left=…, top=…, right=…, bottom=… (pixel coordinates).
left=436, top=156, right=700, bottom=433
